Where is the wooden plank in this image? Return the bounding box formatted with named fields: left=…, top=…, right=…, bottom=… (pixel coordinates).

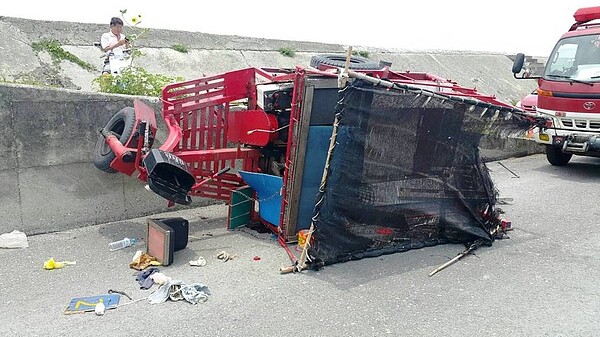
left=282, top=80, right=315, bottom=240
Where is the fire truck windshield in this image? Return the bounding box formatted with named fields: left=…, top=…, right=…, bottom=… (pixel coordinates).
left=544, top=34, right=600, bottom=82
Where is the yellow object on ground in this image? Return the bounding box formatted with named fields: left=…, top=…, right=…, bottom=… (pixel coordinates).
left=43, top=258, right=76, bottom=270
left=298, top=229, right=312, bottom=248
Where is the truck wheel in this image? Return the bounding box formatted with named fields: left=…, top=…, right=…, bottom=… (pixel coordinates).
left=545, top=145, right=572, bottom=166
left=93, top=107, right=136, bottom=173
left=310, top=54, right=384, bottom=70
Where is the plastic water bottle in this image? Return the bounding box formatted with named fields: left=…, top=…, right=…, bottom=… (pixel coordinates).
left=109, top=237, right=137, bottom=251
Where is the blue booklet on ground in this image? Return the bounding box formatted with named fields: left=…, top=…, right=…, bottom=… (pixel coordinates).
left=64, top=294, right=121, bottom=314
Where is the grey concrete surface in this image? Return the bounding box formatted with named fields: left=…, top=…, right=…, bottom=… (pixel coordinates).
left=0, top=90, right=18, bottom=171
left=0, top=16, right=346, bottom=51
left=0, top=169, right=20, bottom=230
left=0, top=20, right=41, bottom=79
left=1, top=155, right=599, bottom=336
left=0, top=16, right=539, bottom=103
left=0, top=83, right=210, bottom=235
left=480, top=135, right=544, bottom=161
left=241, top=50, right=314, bottom=69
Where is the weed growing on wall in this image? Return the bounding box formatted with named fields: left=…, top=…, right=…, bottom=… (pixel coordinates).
left=278, top=47, right=295, bottom=57
left=352, top=50, right=370, bottom=58
left=171, top=44, right=190, bottom=53
left=93, top=66, right=183, bottom=96
left=31, top=39, right=96, bottom=71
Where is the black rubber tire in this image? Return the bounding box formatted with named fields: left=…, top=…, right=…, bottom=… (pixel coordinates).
left=545, top=145, right=572, bottom=166
left=93, top=107, right=136, bottom=173
left=310, top=54, right=384, bottom=70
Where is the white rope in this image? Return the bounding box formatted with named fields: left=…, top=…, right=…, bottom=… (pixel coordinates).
left=247, top=124, right=289, bottom=135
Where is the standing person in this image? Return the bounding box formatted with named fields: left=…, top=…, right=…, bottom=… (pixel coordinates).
left=100, top=17, right=129, bottom=74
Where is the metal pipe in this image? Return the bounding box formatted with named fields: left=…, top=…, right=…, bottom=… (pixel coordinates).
left=100, top=129, right=134, bottom=162
left=190, top=166, right=231, bottom=191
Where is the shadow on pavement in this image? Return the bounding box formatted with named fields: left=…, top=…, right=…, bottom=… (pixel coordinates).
left=533, top=157, right=600, bottom=182
left=308, top=243, right=477, bottom=291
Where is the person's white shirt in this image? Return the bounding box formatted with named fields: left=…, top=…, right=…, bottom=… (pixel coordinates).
left=100, top=31, right=126, bottom=55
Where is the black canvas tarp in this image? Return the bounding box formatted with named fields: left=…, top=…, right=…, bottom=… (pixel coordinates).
left=308, top=79, right=533, bottom=266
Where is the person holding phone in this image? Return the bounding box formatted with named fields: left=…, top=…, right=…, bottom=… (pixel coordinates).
left=100, top=17, right=130, bottom=74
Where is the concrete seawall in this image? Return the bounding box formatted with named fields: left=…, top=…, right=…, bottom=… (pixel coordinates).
left=0, top=84, right=213, bottom=235
left=0, top=16, right=539, bottom=104
left=0, top=17, right=542, bottom=235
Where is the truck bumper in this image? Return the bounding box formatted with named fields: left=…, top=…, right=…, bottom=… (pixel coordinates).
left=534, top=127, right=600, bottom=155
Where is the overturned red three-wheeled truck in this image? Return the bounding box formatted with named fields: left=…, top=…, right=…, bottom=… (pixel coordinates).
left=94, top=54, right=535, bottom=271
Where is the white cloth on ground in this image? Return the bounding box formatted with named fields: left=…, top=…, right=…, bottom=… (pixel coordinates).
left=148, top=280, right=210, bottom=305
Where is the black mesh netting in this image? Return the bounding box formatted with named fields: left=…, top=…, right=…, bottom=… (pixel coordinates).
left=307, top=79, right=534, bottom=266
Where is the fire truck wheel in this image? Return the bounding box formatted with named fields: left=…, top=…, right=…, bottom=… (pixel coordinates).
left=545, top=145, right=572, bottom=166
left=310, top=54, right=384, bottom=70
left=93, top=107, right=136, bottom=173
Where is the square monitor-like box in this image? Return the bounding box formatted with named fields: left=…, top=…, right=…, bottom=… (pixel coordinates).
left=146, top=218, right=175, bottom=266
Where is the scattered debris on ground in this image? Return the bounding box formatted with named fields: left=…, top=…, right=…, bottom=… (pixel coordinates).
left=43, top=258, right=76, bottom=270
left=0, top=230, right=28, bottom=248
left=189, top=256, right=207, bottom=267
left=129, top=252, right=160, bottom=270
left=217, top=250, right=238, bottom=262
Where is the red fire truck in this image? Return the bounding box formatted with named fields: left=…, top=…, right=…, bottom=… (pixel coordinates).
left=512, top=6, right=600, bottom=165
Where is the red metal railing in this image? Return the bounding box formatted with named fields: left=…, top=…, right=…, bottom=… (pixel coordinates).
left=161, top=69, right=262, bottom=200
left=312, top=65, right=512, bottom=108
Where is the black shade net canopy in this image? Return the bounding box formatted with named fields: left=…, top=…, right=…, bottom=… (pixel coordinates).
left=307, top=79, right=534, bottom=266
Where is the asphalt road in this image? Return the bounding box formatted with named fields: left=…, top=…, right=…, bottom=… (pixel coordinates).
left=1, top=154, right=600, bottom=337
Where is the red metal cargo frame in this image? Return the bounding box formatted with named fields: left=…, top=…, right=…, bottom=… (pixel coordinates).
left=157, top=67, right=302, bottom=201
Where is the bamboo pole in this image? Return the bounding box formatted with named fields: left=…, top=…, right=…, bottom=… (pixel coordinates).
left=429, top=241, right=481, bottom=277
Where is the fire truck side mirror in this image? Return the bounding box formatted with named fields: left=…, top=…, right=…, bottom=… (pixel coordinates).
left=512, top=53, right=525, bottom=74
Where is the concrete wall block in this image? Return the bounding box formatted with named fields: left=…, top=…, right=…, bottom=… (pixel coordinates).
left=0, top=91, right=17, bottom=171
left=61, top=46, right=106, bottom=70
left=58, top=60, right=98, bottom=92
left=0, top=20, right=40, bottom=77
left=3, top=16, right=346, bottom=52
left=12, top=99, right=106, bottom=167
left=480, top=135, right=544, bottom=162
left=135, top=49, right=248, bottom=79
left=121, top=176, right=216, bottom=220
left=368, top=53, right=538, bottom=104
left=369, top=53, right=453, bottom=78
left=5, top=84, right=160, bottom=168
left=19, top=164, right=126, bottom=234
left=122, top=176, right=178, bottom=219
left=425, top=54, right=537, bottom=104
left=506, top=138, right=544, bottom=156
left=0, top=169, right=22, bottom=234
left=242, top=51, right=313, bottom=69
